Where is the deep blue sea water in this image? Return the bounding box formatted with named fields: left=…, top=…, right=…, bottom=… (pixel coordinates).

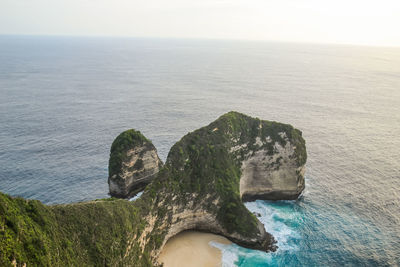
left=1, top=35, right=399, bottom=266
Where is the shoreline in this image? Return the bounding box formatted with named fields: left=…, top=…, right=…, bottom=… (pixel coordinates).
left=158, top=230, right=232, bottom=267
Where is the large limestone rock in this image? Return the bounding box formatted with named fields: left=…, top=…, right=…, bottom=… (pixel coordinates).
left=239, top=133, right=306, bottom=201
left=108, top=129, right=163, bottom=198
left=146, top=111, right=306, bottom=260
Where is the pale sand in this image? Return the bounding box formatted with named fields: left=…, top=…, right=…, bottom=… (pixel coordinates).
left=158, top=231, right=232, bottom=267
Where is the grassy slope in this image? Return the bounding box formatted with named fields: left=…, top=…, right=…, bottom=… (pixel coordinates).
left=0, top=111, right=306, bottom=266
left=0, top=192, right=154, bottom=266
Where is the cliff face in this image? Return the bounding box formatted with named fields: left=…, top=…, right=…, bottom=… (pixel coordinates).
left=238, top=131, right=306, bottom=201
left=0, top=112, right=306, bottom=266
left=108, top=129, right=163, bottom=198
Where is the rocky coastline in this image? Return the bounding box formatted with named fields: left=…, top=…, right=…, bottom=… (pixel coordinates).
left=0, top=111, right=306, bottom=266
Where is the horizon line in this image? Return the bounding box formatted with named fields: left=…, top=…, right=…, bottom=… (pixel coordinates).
left=1, top=33, right=399, bottom=49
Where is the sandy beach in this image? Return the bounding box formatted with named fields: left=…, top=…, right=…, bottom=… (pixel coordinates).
left=158, top=231, right=232, bottom=267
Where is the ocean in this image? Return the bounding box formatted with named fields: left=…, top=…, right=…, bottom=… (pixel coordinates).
left=0, top=35, right=399, bottom=266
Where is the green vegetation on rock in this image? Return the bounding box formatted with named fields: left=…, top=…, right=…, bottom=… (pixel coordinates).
left=0, top=111, right=306, bottom=266
left=161, top=111, right=306, bottom=237
left=109, top=129, right=149, bottom=179
left=0, top=192, right=154, bottom=266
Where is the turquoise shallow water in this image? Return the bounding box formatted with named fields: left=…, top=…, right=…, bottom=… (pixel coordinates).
left=223, top=198, right=389, bottom=266
left=0, top=36, right=399, bottom=266
left=211, top=200, right=303, bottom=266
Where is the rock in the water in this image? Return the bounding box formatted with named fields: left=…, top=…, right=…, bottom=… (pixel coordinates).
left=253, top=212, right=262, bottom=217
left=108, top=129, right=163, bottom=198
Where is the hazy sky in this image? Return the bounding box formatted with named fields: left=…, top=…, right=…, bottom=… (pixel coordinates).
left=1, top=0, right=399, bottom=46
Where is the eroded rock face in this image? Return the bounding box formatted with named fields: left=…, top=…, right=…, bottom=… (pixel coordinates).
left=108, top=129, right=163, bottom=198
left=144, top=192, right=276, bottom=261
left=159, top=196, right=276, bottom=254
left=239, top=134, right=306, bottom=201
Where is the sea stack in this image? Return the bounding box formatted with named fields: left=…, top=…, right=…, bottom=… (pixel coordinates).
left=108, top=129, right=163, bottom=198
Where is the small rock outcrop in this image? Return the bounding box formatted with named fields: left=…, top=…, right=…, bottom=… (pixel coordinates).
left=108, top=129, right=163, bottom=198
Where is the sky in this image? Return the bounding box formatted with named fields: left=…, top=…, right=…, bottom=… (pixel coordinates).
left=0, top=0, right=399, bottom=46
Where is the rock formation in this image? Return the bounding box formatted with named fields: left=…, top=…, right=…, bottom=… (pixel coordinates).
left=239, top=132, right=306, bottom=201
left=142, top=111, right=306, bottom=260
left=108, top=129, right=163, bottom=198
left=0, top=111, right=306, bottom=266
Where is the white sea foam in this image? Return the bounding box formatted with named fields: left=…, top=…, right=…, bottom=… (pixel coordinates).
left=245, top=200, right=300, bottom=252
left=129, top=191, right=143, bottom=201
left=211, top=201, right=301, bottom=266
left=212, top=240, right=275, bottom=267
left=207, top=200, right=300, bottom=267
left=209, top=241, right=239, bottom=267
